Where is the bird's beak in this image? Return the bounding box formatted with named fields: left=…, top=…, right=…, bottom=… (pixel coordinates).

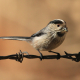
left=62, top=27, right=68, bottom=32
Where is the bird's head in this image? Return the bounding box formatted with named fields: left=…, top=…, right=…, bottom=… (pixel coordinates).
left=48, top=19, right=68, bottom=36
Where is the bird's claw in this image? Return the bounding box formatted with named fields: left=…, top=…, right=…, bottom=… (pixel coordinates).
left=49, top=51, right=60, bottom=60
left=57, top=53, right=60, bottom=59
left=40, top=54, right=43, bottom=61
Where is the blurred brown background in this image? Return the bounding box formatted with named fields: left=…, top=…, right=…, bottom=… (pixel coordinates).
left=0, top=0, right=80, bottom=80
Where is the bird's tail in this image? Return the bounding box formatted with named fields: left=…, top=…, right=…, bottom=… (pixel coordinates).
left=0, top=36, right=31, bottom=42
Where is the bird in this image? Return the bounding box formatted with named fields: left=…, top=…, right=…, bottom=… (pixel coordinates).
left=0, top=19, right=68, bottom=60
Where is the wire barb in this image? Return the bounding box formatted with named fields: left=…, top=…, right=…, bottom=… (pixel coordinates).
left=16, top=50, right=24, bottom=63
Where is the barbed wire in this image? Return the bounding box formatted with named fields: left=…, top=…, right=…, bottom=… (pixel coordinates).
left=0, top=50, right=80, bottom=63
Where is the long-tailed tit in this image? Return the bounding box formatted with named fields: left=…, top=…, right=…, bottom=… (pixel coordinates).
left=0, top=19, right=68, bottom=60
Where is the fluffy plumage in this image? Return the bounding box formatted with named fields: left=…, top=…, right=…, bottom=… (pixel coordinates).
left=0, top=19, right=68, bottom=60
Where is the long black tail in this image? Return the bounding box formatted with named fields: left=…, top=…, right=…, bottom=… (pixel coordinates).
left=0, top=36, right=31, bottom=41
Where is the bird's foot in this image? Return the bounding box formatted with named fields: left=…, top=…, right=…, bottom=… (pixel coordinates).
left=49, top=51, right=60, bottom=59
left=37, top=50, right=43, bottom=61
left=40, top=53, right=43, bottom=61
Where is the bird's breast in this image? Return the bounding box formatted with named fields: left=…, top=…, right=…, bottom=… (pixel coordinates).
left=46, top=35, right=65, bottom=51
left=31, top=33, right=65, bottom=51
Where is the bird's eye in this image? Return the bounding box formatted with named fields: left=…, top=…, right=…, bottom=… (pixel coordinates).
left=57, top=24, right=60, bottom=27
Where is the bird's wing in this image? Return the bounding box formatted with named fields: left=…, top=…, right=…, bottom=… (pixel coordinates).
left=0, top=36, right=31, bottom=41
left=31, top=27, right=46, bottom=37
